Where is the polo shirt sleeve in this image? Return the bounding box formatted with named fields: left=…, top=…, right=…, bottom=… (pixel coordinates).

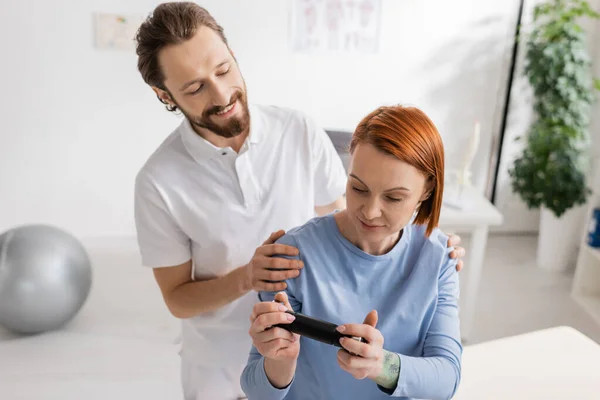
left=134, top=172, right=191, bottom=268
left=304, top=114, right=348, bottom=207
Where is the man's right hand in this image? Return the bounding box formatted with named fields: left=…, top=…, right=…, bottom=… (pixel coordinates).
left=243, top=230, right=304, bottom=292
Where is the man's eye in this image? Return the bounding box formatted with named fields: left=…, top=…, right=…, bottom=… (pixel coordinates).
left=189, top=85, right=204, bottom=95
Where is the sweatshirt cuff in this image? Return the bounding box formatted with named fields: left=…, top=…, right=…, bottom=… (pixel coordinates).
left=258, top=357, right=294, bottom=398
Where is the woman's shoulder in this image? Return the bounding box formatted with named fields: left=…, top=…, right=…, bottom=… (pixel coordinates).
left=407, top=224, right=449, bottom=249
left=406, top=224, right=455, bottom=270
left=275, top=214, right=333, bottom=247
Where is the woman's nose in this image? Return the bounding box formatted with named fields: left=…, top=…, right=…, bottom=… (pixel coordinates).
left=362, top=198, right=382, bottom=220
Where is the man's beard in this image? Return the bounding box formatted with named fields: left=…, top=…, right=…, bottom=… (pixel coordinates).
left=180, top=90, right=250, bottom=139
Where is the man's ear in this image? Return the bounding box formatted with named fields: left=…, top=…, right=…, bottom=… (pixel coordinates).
left=152, top=86, right=174, bottom=108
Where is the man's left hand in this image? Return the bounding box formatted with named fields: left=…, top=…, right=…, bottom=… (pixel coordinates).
left=447, top=234, right=466, bottom=272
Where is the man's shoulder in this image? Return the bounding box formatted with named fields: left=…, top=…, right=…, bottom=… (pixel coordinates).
left=135, top=121, right=188, bottom=190
left=252, top=103, right=306, bottom=123
left=251, top=104, right=318, bottom=136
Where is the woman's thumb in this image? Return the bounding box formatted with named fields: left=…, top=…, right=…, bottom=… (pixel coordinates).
left=274, top=291, right=291, bottom=309
left=362, top=310, right=378, bottom=328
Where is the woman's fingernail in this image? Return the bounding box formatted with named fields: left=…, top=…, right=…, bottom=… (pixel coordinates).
left=278, top=304, right=288, bottom=312
left=337, top=325, right=346, bottom=332
left=287, top=314, right=296, bottom=321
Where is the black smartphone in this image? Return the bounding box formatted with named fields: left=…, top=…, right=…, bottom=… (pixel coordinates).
left=273, top=307, right=363, bottom=348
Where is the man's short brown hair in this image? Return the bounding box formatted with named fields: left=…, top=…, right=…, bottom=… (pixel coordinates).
left=135, top=2, right=228, bottom=109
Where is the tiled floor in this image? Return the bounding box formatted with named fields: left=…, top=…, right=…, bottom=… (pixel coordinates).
left=464, top=234, right=600, bottom=345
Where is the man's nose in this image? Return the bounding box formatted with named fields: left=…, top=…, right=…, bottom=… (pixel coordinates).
left=210, top=82, right=230, bottom=107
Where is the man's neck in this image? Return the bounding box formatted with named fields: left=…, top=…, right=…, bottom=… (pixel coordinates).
left=192, top=125, right=249, bottom=153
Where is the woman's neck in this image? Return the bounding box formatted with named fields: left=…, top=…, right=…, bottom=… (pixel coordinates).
left=334, top=211, right=401, bottom=256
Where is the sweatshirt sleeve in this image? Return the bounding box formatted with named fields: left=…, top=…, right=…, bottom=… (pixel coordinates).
left=382, top=251, right=462, bottom=399
left=240, top=349, right=293, bottom=400
left=240, top=234, right=303, bottom=399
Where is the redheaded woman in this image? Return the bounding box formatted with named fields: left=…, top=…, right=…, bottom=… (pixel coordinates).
left=242, top=105, right=462, bottom=400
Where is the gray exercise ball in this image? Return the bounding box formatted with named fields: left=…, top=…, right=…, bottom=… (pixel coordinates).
left=0, top=225, right=92, bottom=334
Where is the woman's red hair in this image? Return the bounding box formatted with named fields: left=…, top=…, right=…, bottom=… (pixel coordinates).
left=349, top=105, right=445, bottom=237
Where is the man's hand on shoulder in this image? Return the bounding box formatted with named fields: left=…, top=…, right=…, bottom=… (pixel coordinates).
left=242, top=230, right=305, bottom=292
left=446, top=233, right=466, bottom=272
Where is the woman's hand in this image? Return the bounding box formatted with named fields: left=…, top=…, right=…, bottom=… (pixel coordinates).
left=248, top=292, right=300, bottom=362
left=336, top=310, right=385, bottom=380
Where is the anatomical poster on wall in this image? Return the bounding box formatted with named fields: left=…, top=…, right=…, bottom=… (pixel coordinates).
left=289, top=0, right=382, bottom=53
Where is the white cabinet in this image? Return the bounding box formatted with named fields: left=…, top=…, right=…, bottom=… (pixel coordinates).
left=572, top=160, right=600, bottom=325
left=572, top=243, right=600, bottom=325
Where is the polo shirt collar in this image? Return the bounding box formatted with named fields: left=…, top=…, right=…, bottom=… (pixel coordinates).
left=180, top=104, right=262, bottom=164
left=247, top=104, right=263, bottom=144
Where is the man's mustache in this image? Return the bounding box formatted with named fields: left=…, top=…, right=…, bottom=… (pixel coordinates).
left=206, top=91, right=243, bottom=116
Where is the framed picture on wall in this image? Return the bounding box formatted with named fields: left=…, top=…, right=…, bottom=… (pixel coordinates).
left=289, top=0, right=382, bottom=54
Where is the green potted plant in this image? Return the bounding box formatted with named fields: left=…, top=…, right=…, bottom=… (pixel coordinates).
left=509, top=0, right=600, bottom=270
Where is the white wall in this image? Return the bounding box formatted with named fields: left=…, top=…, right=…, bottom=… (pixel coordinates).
left=0, top=0, right=181, bottom=239
left=227, top=0, right=521, bottom=194
left=0, top=0, right=522, bottom=239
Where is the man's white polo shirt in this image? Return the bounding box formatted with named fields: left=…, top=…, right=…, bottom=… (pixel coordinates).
left=134, top=104, right=347, bottom=366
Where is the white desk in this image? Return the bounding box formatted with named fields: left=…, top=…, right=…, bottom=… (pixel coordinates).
left=455, top=326, right=600, bottom=399
left=439, top=186, right=504, bottom=341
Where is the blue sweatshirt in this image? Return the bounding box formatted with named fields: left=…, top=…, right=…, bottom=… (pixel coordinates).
left=241, top=213, right=462, bottom=400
